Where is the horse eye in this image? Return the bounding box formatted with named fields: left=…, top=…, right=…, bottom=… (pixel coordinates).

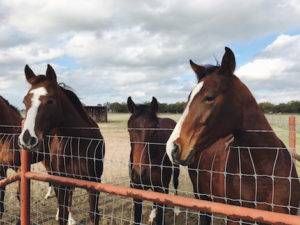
left=46, top=99, right=54, bottom=105
left=204, top=95, right=215, bottom=102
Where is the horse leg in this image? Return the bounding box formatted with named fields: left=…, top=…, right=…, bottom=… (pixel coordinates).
left=194, top=194, right=211, bottom=225
left=172, top=165, right=181, bottom=216
left=199, top=213, right=212, bottom=225
left=0, top=185, right=5, bottom=222
left=87, top=189, right=100, bottom=225
left=15, top=179, right=21, bottom=225
left=194, top=195, right=211, bottom=225
left=67, top=189, right=76, bottom=225
left=148, top=203, right=157, bottom=224
left=54, top=185, right=71, bottom=225
left=44, top=183, right=54, bottom=199
left=153, top=187, right=168, bottom=225
left=133, top=198, right=143, bottom=225
left=0, top=167, right=7, bottom=221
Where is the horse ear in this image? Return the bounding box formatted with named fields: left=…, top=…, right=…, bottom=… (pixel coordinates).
left=24, top=65, right=36, bottom=84
left=220, top=47, right=236, bottom=75
left=190, top=60, right=206, bottom=81
left=151, top=97, right=158, bottom=113
left=46, top=64, right=57, bottom=82
left=127, top=96, right=136, bottom=114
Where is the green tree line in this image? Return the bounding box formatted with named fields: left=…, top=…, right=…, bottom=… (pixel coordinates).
left=101, top=101, right=300, bottom=114
left=259, top=101, right=300, bottom=113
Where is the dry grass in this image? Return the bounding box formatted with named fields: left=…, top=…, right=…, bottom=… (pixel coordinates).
left=1, top=113, right=299, bottom=225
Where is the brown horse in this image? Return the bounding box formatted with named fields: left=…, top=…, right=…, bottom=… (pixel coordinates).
left=19, top=65, right=105, bottom=225
left=0, top=97, right=49, bottom=225
left=127, top=97, right=180, bottom=225
left=0, top=96, right=22, bottom=222
left=166, top=47, right=300, bottom=225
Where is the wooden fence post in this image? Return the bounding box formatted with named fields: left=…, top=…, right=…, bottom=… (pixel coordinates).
left=20, top=149, right=30, bottom=225
left=289, top=116, right=296, bottom=153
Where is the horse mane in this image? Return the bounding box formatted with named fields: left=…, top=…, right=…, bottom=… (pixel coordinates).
left=58, top=84, right=96, bottom=126
left=0, top=96, right=20, bottom=116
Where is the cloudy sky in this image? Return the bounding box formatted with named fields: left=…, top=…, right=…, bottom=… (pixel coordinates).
left=0, top=0, right=299, bottom=108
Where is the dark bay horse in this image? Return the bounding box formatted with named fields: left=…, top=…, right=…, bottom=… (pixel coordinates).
left=19, top=65, right=105, bottom=225
left=127, top=97, right=180, bottom=225
left=0, top=96, right=22, bottom=221
left=166, top=47, right=300, bottom=225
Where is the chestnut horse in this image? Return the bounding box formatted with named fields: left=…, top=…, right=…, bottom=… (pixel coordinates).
left=19, top=65, right=105, bottom=225
left=0, top=96, right=22, bottom=222
left=127, top=97, right=180, bottom=225
left=167, top=47, right=300, bottom=225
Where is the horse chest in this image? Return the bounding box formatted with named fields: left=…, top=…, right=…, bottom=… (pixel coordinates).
left=0, top=140, right=16, bottom=166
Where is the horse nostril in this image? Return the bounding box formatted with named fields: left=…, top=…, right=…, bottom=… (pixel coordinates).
left=30, top=137, right=38, bottom=147
left=171, top=143, right=180, bottom=160
left=22, top=129, right=38, bottom=148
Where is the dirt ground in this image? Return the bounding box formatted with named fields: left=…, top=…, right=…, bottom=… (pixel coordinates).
left=1, top=113, right=299, bottom=225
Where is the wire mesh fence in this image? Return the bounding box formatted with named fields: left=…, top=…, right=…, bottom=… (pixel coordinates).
left=0, top=114, right=299, bottom=225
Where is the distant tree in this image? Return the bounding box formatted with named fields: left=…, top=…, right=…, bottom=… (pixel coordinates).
left=259, top=102, right=275, bottom=113
left=259, top=101, right=300, bottom=114
left=109, top=102, right=128, bottom=113
left=98, top=101, right=300, bottom=114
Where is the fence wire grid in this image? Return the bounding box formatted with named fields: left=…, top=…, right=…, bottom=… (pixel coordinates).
left=0, top=114, right=299, bottom=225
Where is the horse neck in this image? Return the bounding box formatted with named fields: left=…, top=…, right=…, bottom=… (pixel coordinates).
left=149, top=126, right=170, bottom=162
left=234, top=82, right=284, bottom=148
left=57, top=94, right=93, bottom=136
left=0, top=100, right=21, bottom=133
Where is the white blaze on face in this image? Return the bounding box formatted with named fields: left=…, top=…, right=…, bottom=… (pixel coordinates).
left=19, top=87, right=48, bottom=146
left=166, top=81, right=204, bottom=163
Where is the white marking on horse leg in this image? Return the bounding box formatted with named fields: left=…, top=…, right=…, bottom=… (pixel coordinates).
left=172, top=192, right=180, bottom=215
left=44, top=186, right=53, bottom=199
left=55, top=208, right=59, bottom=221
left=19, top=87, right=48, bottom=147
left=166, top=81, right=204, bottom=163
left=55, top=207, right=76, bottom=224
left=297, top=202, right=300, bottom=215
left=174, top=206, right=180, bottom=216
left=148, top=208, right=157, bottom=224
left=67, top=210, right=76, bottom=225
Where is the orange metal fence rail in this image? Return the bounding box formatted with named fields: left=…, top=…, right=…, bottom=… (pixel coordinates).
left=20, top=150, right=30, bottom=225
left=0, top=173, right=20, bottom=188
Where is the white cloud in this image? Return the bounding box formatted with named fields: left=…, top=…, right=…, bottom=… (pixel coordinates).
left=0, top=0, right=299, bottom=106
left=2, top=0, right=113, bottom=34
left=237, top=58, right=291, bottom=80
left=236, top=34, right=300, bottom=103
left=0, top=43, right=63, bottom=64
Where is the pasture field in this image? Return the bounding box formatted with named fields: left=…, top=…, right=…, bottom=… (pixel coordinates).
left=2, top=113, right=299, bottom=224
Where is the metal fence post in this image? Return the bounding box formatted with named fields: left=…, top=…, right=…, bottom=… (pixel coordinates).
left=289, top=116, right=296, bottom=153
left=20, top=149, right=30, bottom=225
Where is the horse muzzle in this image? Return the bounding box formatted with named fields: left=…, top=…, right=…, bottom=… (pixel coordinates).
left=171, top=143, right=196, bottom=166
left=18, top=129, right=39, bottom=151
